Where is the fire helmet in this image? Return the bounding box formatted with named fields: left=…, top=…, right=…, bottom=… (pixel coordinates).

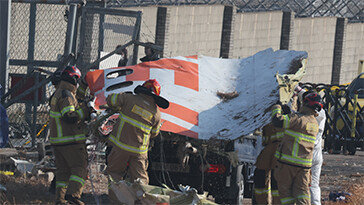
left=142, top=79, right=161, bottom=96
left=61, top=66, right=81, bottom=85
left=303, top=92, right=323, bottom=112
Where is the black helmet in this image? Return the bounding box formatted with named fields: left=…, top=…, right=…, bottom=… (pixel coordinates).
left=61, top=66, right=81, bottom=85
left=303, top=92, right=323, bottom=112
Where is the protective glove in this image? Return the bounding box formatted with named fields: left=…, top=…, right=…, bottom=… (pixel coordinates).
left=76, top=76, right=89, bottom=101
left=275, top=100, right=283, bottom=106
left=281, top=104, right=291, bottom=115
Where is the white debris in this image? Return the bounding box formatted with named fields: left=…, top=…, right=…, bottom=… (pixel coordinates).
left=10, top=157, right=35, bottom=174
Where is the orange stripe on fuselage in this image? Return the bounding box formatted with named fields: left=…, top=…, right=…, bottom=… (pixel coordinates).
left=161, top=121, right=198, bottom=139
left=125, top=58, right=199, bottom=91
left=186, top=55, right=198, bottom=59
left=162, top=102, right=198, bottom=126
left=85, top=70, right=105, bottom=94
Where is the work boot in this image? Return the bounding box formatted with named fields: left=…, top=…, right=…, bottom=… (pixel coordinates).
left=49, top=178, right=56, bottom=194
left=65, top=194, right=84, bottom=205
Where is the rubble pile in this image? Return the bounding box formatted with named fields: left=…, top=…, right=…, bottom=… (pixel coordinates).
left=0, top=174, right=53, bottom=204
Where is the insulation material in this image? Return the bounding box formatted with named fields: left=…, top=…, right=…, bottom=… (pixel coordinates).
left=109, top=179, right=217, bottom=205
left=87, top=48, right=307, bottom=140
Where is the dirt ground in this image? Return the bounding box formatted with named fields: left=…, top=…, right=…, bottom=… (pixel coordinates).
left=1, top=151, right=363, bottom=204
left=320, top=151, right=364, bottom=204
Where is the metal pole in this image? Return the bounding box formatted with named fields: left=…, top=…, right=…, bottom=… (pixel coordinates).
left=97, top=2, right=106, bottom=68
left=26, top=3, right=37, bottom=139
left=85, top=40, right=134, bottom=70
left=76, top=8, right=87, bottom=72
left=64, top=4, right=78, bottom=56
left=132, top=12, right=142, bottom=65
left=0, top=0, right=11, bottom=95
left=12, top=0, right=84, bottom=4
left=350, top=92, right=358, bottom=138
left=71, top=5, right=82, bottom=62
left=32, top=72, right=39, bottom=147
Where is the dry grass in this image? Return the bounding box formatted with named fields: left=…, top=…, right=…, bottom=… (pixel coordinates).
left=323, top=177, right=364, bottom=205
left=345, top=177, right=364, bottom=205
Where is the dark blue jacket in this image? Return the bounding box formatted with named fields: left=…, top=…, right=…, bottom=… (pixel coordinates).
left=0, top=84, right=9, bottom=147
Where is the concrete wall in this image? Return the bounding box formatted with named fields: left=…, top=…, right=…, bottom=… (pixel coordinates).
left=291, top=17, right=337, bottom=83
left=341, top=23, right=364, bottom=83
left=232, top=11, right=283, bottom=59
left=163, top=5, right=225, bottom=58
left=9, top=4, right=364, bottom=84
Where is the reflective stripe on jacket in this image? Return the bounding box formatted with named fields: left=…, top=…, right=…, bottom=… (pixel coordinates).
left=256, top=123, right=284, bottom=170
left=49, top=81, right=88, bottom=145
left=272, top=105, right=319, bottom=168
left=107, top=92, right=161, bottom=154
left=262, top=123, right=284, bottom=145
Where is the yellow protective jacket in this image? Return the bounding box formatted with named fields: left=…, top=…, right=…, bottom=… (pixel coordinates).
left=106, top=92, right=161, bottom=154
left=256, top=123, right=284, bottom=170
left=49, top=81, right=89, bottom=145
left=271, top=104, right=319, bottom=168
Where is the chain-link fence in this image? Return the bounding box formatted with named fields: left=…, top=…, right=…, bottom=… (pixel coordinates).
left=76, top=7, right=141, bottom=71
left=3, top=2, right=141, bottom=148
left=5, top=2, right=68, bottom=148
left=107, top=0, right=364, bottom=22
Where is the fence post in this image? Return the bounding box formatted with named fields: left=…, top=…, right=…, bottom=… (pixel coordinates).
left=64, top=4, right=78, bottom=57
left=132, top=12, right=142, bottom=65
left=27, top=2, right=37, bottom=147
left=0, top=0, right=11, bottom=95
left=32, top=72, right=39, bottom=146
left=98, top=2, right=106, bottom=65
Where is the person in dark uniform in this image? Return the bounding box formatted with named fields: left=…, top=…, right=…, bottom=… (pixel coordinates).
left=140, top=42, right=160, bottom=63
left=115, top=45, right=128, bottom=67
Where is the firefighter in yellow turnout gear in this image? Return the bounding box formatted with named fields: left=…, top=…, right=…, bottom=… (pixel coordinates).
left=105, top=79, right=169, bottom=202
left=49, top=66, right=90, bottom=205
left=272, top=93, right=323, bottom=205
left=254, top=123, right=283, bottom=204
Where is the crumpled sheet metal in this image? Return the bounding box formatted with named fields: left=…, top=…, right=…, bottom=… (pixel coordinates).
left=276, top=58, right=307, bottom=104
left=0, top=184, right=6, bottom=192
left=88, top=48, right=308, bottom=140
left=10, top=157, right=35, bottom=174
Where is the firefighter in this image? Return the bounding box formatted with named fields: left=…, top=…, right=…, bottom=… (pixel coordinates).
left=295, top=86, right=326, bottom=205
left=254, top=123, right=283, bottom=204
left=272, top=92, right=322, bottom=205
left=49, top=66, right=90, bottom=205
left=105, top=79, right=169, bottom=202
left=115, top=45, right=128, bottom=67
